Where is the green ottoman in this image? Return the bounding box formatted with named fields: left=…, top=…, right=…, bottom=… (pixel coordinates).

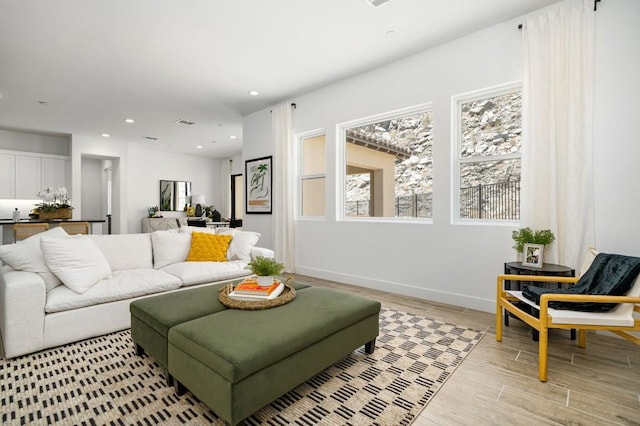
left=130, top=283, right=232, bottom=377
left=130, top=280, right=312, bottom=382
left=168, top=286, right=381, bottom=425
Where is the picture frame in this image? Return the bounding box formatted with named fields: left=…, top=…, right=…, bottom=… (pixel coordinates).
left=245, top=156, right=272, bottom=214
left=523, top=243, right=544, bottom=268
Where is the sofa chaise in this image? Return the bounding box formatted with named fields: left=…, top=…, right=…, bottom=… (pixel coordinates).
left=0, top=226, right=272, bottom=359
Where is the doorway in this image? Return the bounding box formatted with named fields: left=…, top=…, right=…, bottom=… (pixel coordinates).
left=230, top=174, right=243, bottom=228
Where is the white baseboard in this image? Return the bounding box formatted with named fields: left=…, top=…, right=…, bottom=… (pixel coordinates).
left=295, top=266, right=495, bottom=313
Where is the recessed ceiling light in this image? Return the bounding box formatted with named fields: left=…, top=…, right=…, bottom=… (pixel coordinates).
left=248, top=90, right=259, bottom=96
left=102, top=133, right=110, bottom=138
left=196, top=145, right=203, bottom=149
left=125, top=118, right=135, bottom=123
left=38, top=100, right=49, bottom=106
left=230, top=135, right=237, bottom=139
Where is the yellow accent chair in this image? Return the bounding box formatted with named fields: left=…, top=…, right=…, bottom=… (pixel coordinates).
left=496, top=249, right=640, bottom=382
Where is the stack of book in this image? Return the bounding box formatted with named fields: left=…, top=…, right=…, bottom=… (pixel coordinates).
left=228, top=279, right=285, bottom=301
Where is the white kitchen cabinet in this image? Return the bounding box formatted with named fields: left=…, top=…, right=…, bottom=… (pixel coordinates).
left=15, top=156, right=42, bottom=199
left=42, top=157, right=69, bottom=190
left=0, top=154, right=16, bottom=198
left=0, top=151, right=69, bottom=200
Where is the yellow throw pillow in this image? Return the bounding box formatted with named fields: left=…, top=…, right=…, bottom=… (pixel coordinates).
left=186, top=232, right=232, bottom=262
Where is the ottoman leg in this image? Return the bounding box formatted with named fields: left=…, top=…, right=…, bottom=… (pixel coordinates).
left=174, top=379, right=188, bottom=396
left=166, top=372, right=173, bottom=387
left=135, top=343, right=145, bottom=356
left=365, top=339, right=376, bottom=354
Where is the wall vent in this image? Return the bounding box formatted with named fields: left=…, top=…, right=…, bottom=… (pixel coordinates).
left=366, top=0, right=391, bottom=7
left=175, top=119, right=195, bottom=126
left=141, top=136, right=158, bottom=141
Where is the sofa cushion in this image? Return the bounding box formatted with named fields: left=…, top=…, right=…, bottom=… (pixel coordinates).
left=160, top=260, right=251, bottom=287
left=217, top=229, right=261, bottom=261
left=45, top=269, right=182, bottom=313
left=41, top=235, right=112, bottom=294
left=0, top=226, right=69, bottom=291
left=187, top=233, right=232, bottom=262
left=89, top=233, right=153, bottom=270
left=151, top=230, right=191, bottom=269
left=180, top=225, right=218, bottom=235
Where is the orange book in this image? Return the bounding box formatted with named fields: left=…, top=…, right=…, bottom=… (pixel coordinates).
left=233, top=281, right=280, bottom=296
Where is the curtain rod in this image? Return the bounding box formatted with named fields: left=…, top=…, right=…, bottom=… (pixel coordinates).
left=270, top=103, right=297, bottom=113
left=518, top=0, right=600, bottom=29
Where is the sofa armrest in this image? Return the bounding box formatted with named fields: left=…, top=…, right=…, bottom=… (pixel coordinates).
left=251, top=247, right=275, bottom=260
left=0, top=268, right=46, bottom=358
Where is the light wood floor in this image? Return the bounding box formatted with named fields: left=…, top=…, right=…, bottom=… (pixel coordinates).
left=295, top=274, right=640, bottom=426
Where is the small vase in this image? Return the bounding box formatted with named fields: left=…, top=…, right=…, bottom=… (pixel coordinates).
left=256, top=276, right=275, bottom=286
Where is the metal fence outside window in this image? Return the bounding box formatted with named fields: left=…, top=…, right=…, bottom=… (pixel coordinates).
left=459, top=180, right=520, bottom=220
left=345, top=193, right=432, bottom=218
left=345, top=181, right=519, bottom=219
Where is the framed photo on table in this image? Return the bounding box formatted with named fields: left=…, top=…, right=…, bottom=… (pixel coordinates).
left=523, top=243, right=544, bottom=268
left=245, top=156, right=272, bottom=214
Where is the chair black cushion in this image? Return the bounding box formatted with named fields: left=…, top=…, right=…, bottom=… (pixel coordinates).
left=523, top=253, right=640, bottom=312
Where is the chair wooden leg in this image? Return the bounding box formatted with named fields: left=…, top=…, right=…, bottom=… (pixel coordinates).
left=538, top=326, right=549, bottom=382
left=496, top=301, right=503, bottom=342
left=578, top=329, right=587, bottom=348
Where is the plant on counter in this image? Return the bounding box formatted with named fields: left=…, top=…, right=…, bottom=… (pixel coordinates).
left=247, top=256, right=285, bottom=277
left=34, top=187, right=73, bottom=212
left=511, top=227, right=555, bottom=252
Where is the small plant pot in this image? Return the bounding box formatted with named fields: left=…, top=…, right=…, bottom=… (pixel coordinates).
left=256, top=276, right=275, bottom=286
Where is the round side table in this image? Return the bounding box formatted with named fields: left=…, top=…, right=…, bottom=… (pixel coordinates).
left=503, top=261, right=576, bottom=340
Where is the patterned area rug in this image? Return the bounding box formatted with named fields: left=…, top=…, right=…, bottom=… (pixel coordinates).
left=0, top=308, right=483, bottom=425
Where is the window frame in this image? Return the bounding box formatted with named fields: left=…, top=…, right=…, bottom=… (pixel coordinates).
left=296, top=129, right=327, bottom=221
left=451, top=81, right=522, bottom=226
left=336, top=102, right=434, bottom=224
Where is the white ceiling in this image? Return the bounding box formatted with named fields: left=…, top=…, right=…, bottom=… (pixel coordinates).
left=0, top=0, right=561, bottom=158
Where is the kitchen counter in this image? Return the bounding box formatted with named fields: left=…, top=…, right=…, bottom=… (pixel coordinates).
left=0, top=219, right=106, bottom=244
left=0, top=219, right=106, bottom=225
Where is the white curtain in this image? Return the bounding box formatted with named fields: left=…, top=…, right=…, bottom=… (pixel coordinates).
left=272, top=103, right=295, bottom=272
left=521, top=0, right=595, bottom=269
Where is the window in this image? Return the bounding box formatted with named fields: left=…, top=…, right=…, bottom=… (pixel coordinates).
left=339, top=104, right=433, bottom=220
left=299, top=133, right=326, bottom=217
left=453, top=83, right=522, bottom=222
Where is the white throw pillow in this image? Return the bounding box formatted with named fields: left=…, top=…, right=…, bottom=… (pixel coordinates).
left=0, top=226, right=69, bottom=291
left=151, top=230, right=192, bottom=269
left=217, top=228, right=261, bottom=261
left=40, top=235, right=112, bottom=294
left=179, top=225, right=218, bottom=235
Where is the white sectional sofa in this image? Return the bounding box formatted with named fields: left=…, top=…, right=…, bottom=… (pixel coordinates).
left=0, top=226, right=273, bottom=359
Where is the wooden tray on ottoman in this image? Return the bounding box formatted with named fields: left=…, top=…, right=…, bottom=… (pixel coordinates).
left=219, top=278, right=296, bottom=310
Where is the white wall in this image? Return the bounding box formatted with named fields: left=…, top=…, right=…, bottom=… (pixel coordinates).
left=593, top=0, right=640, bottom=255
left=243, top=111, right=275, bottom=250
left=242, top=0, right=640, bottom=312
left=0, top=128, right=69, bottom=156
left=127, top=146, right=222, bottom=233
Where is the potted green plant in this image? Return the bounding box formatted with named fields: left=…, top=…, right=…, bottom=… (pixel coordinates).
left=511, top=227, right=555, bottom=253
left=247, top=256, right=285, bottom=286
